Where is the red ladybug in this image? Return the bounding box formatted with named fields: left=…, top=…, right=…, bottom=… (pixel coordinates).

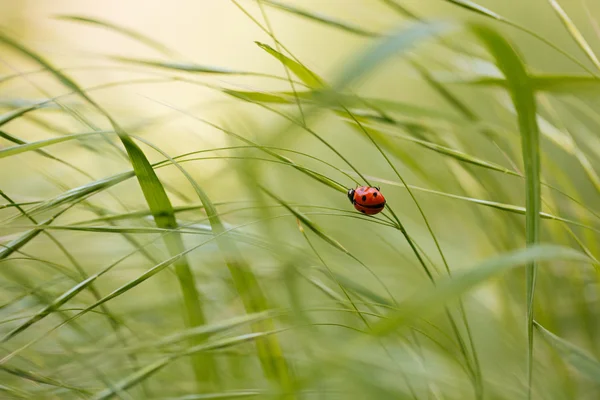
left=347, top=186, right=386, bottom=215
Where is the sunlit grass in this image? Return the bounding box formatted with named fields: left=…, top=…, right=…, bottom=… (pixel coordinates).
left=1, top=1, right=600, bottom=399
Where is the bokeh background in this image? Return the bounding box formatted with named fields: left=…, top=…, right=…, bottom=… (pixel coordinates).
left=1, top=1, right=600, bottom=399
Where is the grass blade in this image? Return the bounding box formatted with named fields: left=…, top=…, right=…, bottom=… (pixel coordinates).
left=372, top=245, right=590, bottom=336
left=56, top=15, right=176, bottom=56
left=334, top=21, right=454, bottom=90
left=471, top=24, right=541, bottom=398
left=547, top=0, right=600, bottom=71
left=91, top=330, right=284, bottom=400
left=255, top=41, right=323, bottom=87
left=0, top=30, right=216, bottom=389
left=535, top=321, right=600, bottom=384
left=0, top=131, right=107, bottom=159
left=260, top=0, right=378, bottom=37
left=443, top=0, right=504, bottom=20
left=441, top=0, right=598, bottom=76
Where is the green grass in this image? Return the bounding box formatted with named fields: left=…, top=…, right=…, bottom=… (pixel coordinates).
left=1, top=1, right=600, bottom=399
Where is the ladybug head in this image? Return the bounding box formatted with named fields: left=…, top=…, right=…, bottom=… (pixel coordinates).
left=347, top=188, right=355, bottom=204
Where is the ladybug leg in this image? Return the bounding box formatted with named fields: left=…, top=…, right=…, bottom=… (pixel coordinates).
left=375, top=186, right=380, bottom=191
left=347, top=188, right=355, bottom=204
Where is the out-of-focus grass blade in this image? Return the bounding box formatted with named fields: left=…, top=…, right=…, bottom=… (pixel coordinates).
left=0, top=274, right=99, bottom=342
left=0, top=105, right=41, bottom=127
left=113, top=56, right=271, bottom=76
left=91, top=330, right=284, bottom=400
left=18, top=171, right=133, bottom=220
left=441, top=0, right=597, bottom=76
left=372, top=245, right=590, bottom=336
left=353, top=123, right=517, bottom=175
left=255, top=41, right=323, bottom=87
left=261, top=187, right=395, bottom=303
left=443, top=0, right=504, bottom=20
left=0, top=383, right=30, bottom=399
left=410, top=60, right=478, bottom=120
left=56, top=15, right=176, bottom=56
left=357, top=173, right=600, bottom=236
left=547, top=0, right=600, bottom=72
left=0, top=217, right=55, bottom=260
left=261, top=187, right=347, bottom=253
left=0, top=131, right=107, bottom=159
left=0, top=30, right=215, bottom=389
left=0, top=365, right=89, bottom=395
left=142, top=147, right=295, bottom=396
left=535, top=321, right=600, bottom=384
left=335, top=21, right=454, bottom=90
left=149, top=311, right=278, bottom=349
left=260, top=0, right=378, bottom=37
left=459, top=75, right=600, bottom=93
left=223, top=88, right=463, bottom=122
left=471, top=24, right=541, bottom=397
left=161, top=391, right=261, bottom=399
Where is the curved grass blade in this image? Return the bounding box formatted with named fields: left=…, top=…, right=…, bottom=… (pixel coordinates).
left=255, top=42, right=323, bottom=87
left=547, top=0, right=600, bottom=72
left=223, top=88, right=463, bottom=122
left=0, top=365, right=89, bottom=395
left=91, top=330, right=285, bottom=400
left=371, top=245, right=591, bottom=336
left=132, top=137, right=295, bottom=396
left=334, top=21, right=454, bottom=90
left=261, top=186, right=396, bottom=304
left=0, top=29, right=216, bottom=389
left=56, top=15, right=176, bottom=56
left=160, top=391, right=261, bottom=399
left=0, top=216, right=58, bottom=260
left=443, top=0, right=504, bottom=20
left=442, top=0, right=598, bottom=76
left=459, top=75, right=600, bottom=93
left=534, top=321, right=600, bottom=384
left=0, top=131, right=108, bottom=159
left=470, top=24, right=541, bottom=398
left=260, top=0, right=378, bottom=37
left=112, top=56, right=280, bottom=77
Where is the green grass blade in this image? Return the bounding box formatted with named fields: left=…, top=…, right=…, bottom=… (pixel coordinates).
left=0, top=131, right=108, bottom=159
left=443, top=0, right=504, bottom=20
left=223, top=88, right=463, bottom=122
left=547, top=0, right=600, bottom=71
left=0, top=30, right=215, bottom=389
left=91, top=330, right=284, bottom=400
left=441, top=0, right=598, bottom=76
left=0, top=217, right=57, bottom=259
left=0, top=274, right=98, bottom=342
left=159, top=392, right=261, bottom=399
left=459, top=75, right=600, bottom=93
left=261, top=187, right=347, bottom=253
left=0, top=365, right=89, bottom=395
left=334, top=21, right=454, bottom=90
left=534, top=321, right=600, bottom=384
left=55, top=15, right=176, bottom=56
left=260, top=0, right=378, bottom=37
left=371, top=245, right=590, bottom=336
left=471, top=24, right=541, bottom=398
left=135, top=140, right=295, bottom=396
left=255, top=42, right=323, bottom=87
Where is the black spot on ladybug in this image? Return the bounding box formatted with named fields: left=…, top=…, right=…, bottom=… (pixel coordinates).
left=373, top=192, right=378, bottom=197
left=362, top=195, right=367, bottom=201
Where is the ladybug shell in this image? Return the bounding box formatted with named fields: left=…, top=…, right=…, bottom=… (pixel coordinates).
left=349, top=186, right=386, bottom=215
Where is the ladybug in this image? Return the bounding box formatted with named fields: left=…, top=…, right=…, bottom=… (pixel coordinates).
left=347, top=186, right=386, bottom=215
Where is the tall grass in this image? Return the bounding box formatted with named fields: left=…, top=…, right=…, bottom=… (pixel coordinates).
left=1, top=1, right=600, bottom=399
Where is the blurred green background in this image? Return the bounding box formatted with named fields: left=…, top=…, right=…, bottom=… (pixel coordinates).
left=1, top=1, right=600, bottom=399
